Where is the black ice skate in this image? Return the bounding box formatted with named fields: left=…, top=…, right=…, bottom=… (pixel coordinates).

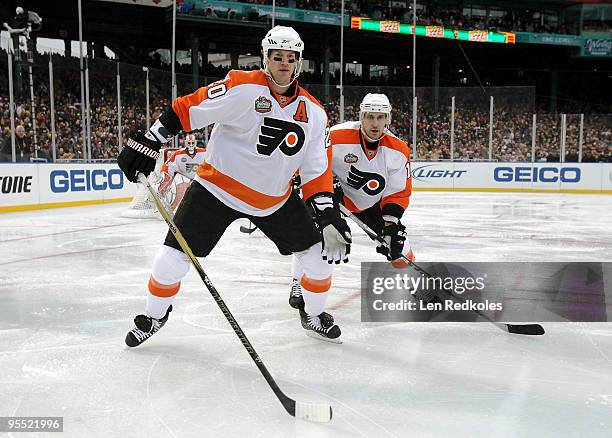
left=125, top=306, right=172, bottom=347
left=289, top=278, right=305, bottom=309
left=299, top=309, right=342, bottom=343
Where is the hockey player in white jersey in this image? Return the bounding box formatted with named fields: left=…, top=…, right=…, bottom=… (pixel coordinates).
left=290, top=93, right=413, bottom=309
left=117, top=26, right=351, bottom=345
left=159, top=134, right=206, bottom=184
left=157, top=134, right=206, bottom=208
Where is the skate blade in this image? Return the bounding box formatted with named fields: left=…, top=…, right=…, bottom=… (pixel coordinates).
left=305, top=330, right=342, bottom=344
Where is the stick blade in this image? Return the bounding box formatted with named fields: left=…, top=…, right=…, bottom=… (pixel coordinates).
left=506, top=324, right=545, bottom=336
left=295, top=401, right=333, bottom=422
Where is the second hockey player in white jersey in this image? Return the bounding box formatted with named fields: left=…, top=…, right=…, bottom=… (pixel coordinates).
left=159, top=134, right=206, bottom=183
left=290, top=93, right=414, bottom=309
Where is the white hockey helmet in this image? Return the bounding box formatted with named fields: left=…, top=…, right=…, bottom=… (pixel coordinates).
left=185, top=134, right=197, bottom=154
left=360, top=93, right=392, bottom=127
left=261, top=26, right=304, bottom=85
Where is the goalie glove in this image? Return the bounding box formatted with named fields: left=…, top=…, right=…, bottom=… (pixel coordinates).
left=157, top=172, right=174, bottom=195
left=310, top=195, right=352, bottom=264
left=376, top=222, right=407, bottom=261
left=118, top=130, right=162, bottom=183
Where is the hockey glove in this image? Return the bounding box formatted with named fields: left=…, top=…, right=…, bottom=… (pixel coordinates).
left=157, top=172, right=173, bottom=195
left=377, top=222, right=407, bottom=261
left=311, top=195, right=352, bottom=264
left=118, top=130, right=162, bottom=183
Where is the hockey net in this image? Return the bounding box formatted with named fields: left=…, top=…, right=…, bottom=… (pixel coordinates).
left=121, top=147, right=191, bottom=219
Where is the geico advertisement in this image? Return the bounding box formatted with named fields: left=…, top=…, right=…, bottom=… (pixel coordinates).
left=411, top=162, right=607, bottom=191
left=49, top=168, right=124, bottom=193
left=40, top=164, right=135, bottom=202
left=0, top=164, right=40, bottom=206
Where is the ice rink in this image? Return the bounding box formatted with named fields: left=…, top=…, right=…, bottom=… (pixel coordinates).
left=1, top=192, right=611, bottom=438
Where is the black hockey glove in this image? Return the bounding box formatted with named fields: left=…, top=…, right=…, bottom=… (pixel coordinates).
left=118, top=130, right=162, bottom=183
left=310, top=195, right=352, bottom=264
left=377, top=222, right=407, bottom=261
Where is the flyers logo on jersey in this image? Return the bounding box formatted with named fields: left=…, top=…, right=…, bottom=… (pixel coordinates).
left=255, top=96, right=272, bottom=113
left=257, top=117, right=305, bottom=157
left=346, top=165, right=386, bottom=196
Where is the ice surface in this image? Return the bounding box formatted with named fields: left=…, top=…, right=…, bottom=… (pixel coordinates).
left=1, top=192, right=611, bottom=437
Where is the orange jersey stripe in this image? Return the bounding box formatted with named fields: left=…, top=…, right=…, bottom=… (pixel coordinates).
left=331, top=126, right=411, bottom=162
left=300, top=275, right=332, bottom=293
left=301, top=146, right=333, bottom=201
left=342, top=195, right=361, bottom=213
left=197, top=162, right=292, bottom=210
left=381, top=132, right=412, bottom=209
left=380, top=135, right=411, bottom=162
left=172, top=87, right=208, bottom=132
left=172, top=70, right=269, bottom=131
left=330, top=128, right=360, bottom=145
left=381, top=184, right=412, bottom=210
left=148, top=276, right=181, bottom=298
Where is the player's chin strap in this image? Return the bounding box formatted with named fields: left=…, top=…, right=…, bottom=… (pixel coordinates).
left=360, top=125, right=387, bottom=143
left=262, top=67, right=298, bottom=91
left=337, top=203, right=545, bottom=336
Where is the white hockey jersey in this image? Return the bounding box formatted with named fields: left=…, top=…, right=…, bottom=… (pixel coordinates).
left=329, top=121, right=412, bottom=215
left=161, top=147, right=206, bottom=180
left=171, top=69, right=331, bottom=216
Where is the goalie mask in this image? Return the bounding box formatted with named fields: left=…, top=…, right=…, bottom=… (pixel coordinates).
left=261, top=26, right=304, bottom=87
left=185, top=134, right=197, bottom=155
left=359, top=93, right=392, bottom=141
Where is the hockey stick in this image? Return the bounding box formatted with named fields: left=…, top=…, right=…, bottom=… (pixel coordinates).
left=137, top=173, right=332, bottom=422
left=338, top=204, right=545, bottom=336
left=239, top=220, right=258, bottom=234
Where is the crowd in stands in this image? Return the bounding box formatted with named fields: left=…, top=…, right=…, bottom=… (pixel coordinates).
left=212, top=0, right=571, bottom=34
left=0, top=68, right=172, bottom=162
left=321, top=98, right=610, bottom=162
left=1, top=60, right=609, bottom=163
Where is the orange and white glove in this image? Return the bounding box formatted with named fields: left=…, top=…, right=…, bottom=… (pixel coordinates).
left=157, top=172, right=173, bottom=195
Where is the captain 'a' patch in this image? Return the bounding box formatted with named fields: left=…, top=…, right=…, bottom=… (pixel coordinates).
left=292, top=100, right=309, bottom=123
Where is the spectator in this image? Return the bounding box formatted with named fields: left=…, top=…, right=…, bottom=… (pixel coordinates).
left=0, top=125, right=32, bottom=162
left=565, top=148, right=578, bottom=162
